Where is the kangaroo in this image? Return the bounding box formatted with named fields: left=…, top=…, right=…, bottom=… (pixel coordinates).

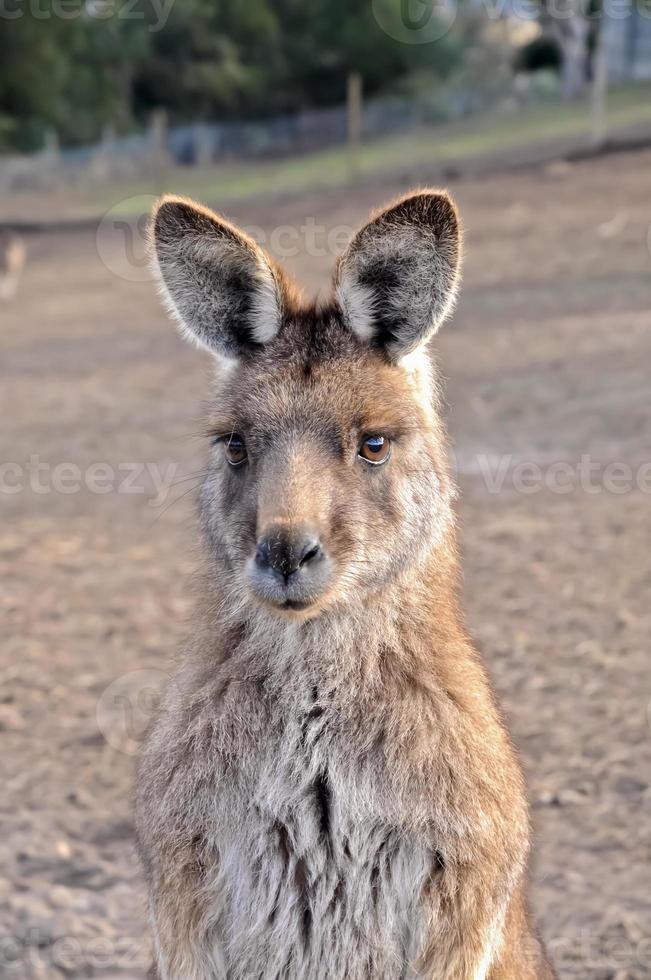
left=0, top=231, right=26, bottom=302
left=136, top=192, right=556, bottom=980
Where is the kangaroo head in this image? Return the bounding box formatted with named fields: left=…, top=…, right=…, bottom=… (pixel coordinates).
left=152, top=191, right=461, bottom=619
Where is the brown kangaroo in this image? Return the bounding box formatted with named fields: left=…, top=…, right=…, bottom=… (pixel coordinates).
left=0, top=231, right=26, bottom=302
left=136, top=192, right=556, bottom=980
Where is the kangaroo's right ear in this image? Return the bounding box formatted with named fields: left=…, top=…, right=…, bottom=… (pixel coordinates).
left=334, top=190, right=461, bottom=360
left=150, top=196, right=285, bottom=359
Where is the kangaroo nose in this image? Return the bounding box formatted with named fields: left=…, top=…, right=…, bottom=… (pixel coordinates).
left=255, top=526, right=324, bottom=582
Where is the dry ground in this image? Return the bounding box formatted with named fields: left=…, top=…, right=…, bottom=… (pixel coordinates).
left=1, top=147, right=651, bottom=979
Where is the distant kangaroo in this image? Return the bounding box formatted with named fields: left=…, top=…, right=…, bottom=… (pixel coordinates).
left=0, top=231, right=26, bottom=302
left=136, top=192, right=556, bottom=980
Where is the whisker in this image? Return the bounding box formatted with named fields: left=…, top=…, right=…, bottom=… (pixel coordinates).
left=167, top=471, right=209, bottom=489
left=148, top=483, right=203, bottom=525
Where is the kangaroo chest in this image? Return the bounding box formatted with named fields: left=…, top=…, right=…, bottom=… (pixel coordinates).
left=202, top=684, right=434, bottom=980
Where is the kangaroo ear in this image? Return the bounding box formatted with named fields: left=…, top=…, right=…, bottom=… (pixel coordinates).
left=334, top=191, right=461, bottom=360
left=150, top=196, right=285, bottom=358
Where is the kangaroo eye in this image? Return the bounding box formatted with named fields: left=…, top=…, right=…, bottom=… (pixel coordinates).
left=224, top=435, right=247, bottom=467
left=359, top=435, right=391, bottom=465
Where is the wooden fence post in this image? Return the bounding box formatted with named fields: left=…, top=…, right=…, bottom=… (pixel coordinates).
left=347, top=72, right=363, bottom=181
left=591, top=25, right=609, bottom=149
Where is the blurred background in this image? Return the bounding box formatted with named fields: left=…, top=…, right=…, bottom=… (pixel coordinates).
left=1, top=1, right=651, bottom=978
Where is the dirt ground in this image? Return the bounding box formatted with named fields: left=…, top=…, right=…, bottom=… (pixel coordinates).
left=1, top=147, right=651, bottom=979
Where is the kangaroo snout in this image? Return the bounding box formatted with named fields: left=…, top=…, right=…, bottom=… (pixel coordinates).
left=249, top=523, right=331, bottom=611
left=255, top=525, right=324, bottom=581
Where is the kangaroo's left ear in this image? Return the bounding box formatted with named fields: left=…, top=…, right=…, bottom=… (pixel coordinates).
left=334, top=190, right=461, bottom=360
left=150, top=195, right=286, bottom=359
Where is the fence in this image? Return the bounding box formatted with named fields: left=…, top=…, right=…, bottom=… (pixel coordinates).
left=0, top=97, right=448, bottom=194
left=1, top=65, right=645, bottom=195
left=0, top=65, right=570, bottom=196
left=604, top=8, right=651, bottom=82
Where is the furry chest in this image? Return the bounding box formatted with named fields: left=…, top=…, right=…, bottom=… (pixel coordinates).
left=196, top=691, right=435, bottom=980
left=211, top=764, right=431, bottom=980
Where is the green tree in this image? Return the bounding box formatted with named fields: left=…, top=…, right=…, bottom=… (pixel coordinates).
left=0, top=0, right=151, bottom=149
left=0, top=0, right=464, bottom=149
left=133, top=0, right=282, bottom=120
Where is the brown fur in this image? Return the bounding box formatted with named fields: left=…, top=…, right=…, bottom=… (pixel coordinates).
left=136, top=192, right=556, bottom=979
left=0, top=231, right=26, bottom=302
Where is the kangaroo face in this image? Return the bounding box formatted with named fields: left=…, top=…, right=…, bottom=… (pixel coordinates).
left=198, top=332, right=448, bottom=617
left=152, top=192, right=461, bottom=617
